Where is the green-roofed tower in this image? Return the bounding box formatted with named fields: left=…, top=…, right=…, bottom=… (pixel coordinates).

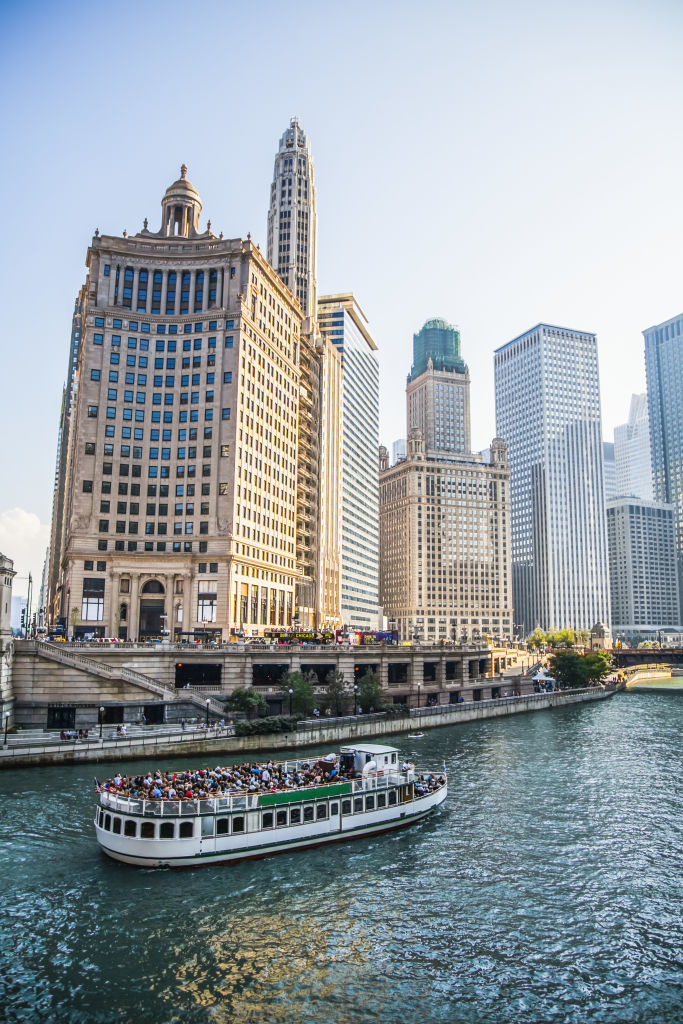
left=406, top=317, right=471, bottom=454
left=409, top=318, right=466, bottom=380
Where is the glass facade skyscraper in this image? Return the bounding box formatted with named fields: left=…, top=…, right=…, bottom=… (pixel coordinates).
left=614, top=393, right=653, bottom=501
left=644, top=312, right=683, bottom=603
left=318, top=294, right=380, bottom=628
left=494, top=323, right=611, bottom=634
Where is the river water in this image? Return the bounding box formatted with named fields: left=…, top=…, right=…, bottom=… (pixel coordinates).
left=1, top=692, right=682, bottom=1024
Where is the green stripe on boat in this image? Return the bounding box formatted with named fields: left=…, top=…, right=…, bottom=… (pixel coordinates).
left=258, top=782, right=351, bottom=806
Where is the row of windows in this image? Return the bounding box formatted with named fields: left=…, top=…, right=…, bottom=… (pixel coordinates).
left=93, top=318, right=227, bottom=333
left=97, top=790, right=399, bottom=839
left=89, top=481, right=212, bottom=498
left=88, top=405, right=228, bottom=422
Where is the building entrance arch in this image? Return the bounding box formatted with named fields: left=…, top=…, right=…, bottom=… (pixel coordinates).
left=139, top=579, right=166, bottom=637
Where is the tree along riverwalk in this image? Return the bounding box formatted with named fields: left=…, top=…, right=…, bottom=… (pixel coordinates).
left=0, top=686, right=618, bottom=769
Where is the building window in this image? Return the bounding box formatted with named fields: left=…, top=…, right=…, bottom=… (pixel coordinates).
left=82, top=480, right=93, bottom=493
left=88, top=405, right=98, bottom=418
left=198, top=594, right=217, bottom=622
left=82, top=578, right=105, bottom=620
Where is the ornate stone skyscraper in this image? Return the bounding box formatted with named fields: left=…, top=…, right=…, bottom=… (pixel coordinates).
left=48, top=168, right=304, bottom=641
left=267, top=117, right=317, bottom=320
left=267, top=118, right=322, bottom=627
left=407, top=318, right=471, bottom=454
left=380, top=320, right=512, bottom=644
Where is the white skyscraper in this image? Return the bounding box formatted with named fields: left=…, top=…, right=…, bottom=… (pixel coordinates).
left=266, top=116, right=317, bottom=319
left=494, top=323, right=611, bottom=635
left=614, top=393, right=653, bottom=500
left=318, top=294, right=380, bottom=629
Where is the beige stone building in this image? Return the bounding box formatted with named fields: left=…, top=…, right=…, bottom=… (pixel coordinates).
left=1, top=552, right=15, bottom=729
left=50, top=168, right=305, bottom=641
left=380, top=319, right=513, bottom=643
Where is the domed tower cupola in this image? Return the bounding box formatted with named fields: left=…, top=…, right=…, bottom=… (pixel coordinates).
left=160, top=164, right=202, bottom=237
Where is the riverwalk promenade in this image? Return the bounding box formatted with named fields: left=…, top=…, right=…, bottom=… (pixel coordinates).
left=0, top=685, right=618, bottom=768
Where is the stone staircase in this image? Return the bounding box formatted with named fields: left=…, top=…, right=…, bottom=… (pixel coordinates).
left=34, top=641, right=225, bottom=717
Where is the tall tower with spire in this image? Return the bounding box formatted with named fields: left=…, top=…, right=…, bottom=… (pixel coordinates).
left=267, top=117, right=318, bottom=320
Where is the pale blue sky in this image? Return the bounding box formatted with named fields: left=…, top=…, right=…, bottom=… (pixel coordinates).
left=1, top=0, right=682, bottom=596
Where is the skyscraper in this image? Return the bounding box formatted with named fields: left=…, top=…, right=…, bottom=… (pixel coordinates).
left=267, top=116, right=317, bottom=320
left=267, top=117, right=320, bottom=626
left=644, top=313, right=683, bottom=604
left=48, top=167, right=304, bottom=641
left=392, top=439, right=407, bottom=464
left=266, top=118, right=321, bottom=622
left=614, top=393, right=653, bottom=500
left=380, top=320, right=512, bottom=644
left=407, top=318, right=470, bottom=454
left=494, top=324, right=610, bottom=635
left=603, top=442, right=616, bottom=500
left=318, top=294, right=380, bottom=629
left=607, top=498, right=680, bottom=644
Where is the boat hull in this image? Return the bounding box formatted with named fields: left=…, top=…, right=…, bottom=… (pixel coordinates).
left=95, top=784, right=446, bottom=868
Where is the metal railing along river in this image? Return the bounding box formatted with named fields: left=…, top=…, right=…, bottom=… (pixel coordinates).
left=0, top=725, right=236, bottom=760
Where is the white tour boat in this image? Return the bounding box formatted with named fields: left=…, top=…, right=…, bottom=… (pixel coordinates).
left=94, top=743, right=447, bottom=868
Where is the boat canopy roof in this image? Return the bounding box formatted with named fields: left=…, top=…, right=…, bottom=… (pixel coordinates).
left=340, top=743, right=399, bottom=759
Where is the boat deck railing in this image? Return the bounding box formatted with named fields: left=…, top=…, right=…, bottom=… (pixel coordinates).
left=97, top=767, right=435, bottom=817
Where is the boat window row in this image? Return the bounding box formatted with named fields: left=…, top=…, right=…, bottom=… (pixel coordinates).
left=97, top=789, right=398, bottom=839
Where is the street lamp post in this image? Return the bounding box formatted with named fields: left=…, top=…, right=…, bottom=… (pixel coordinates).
left=99, top=706, right=104, bottom=740
left=288, top=688, right=294, bottom=716
left=417, top=681, right=422, bottom=709
left=353, top=685, right=359, bottom=716
left=205, top=698, right=210, bottom=729
left=3, top=711, right=9, bottom=747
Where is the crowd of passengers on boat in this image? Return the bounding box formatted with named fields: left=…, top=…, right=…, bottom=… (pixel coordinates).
left=97, top=758, right=445, bottom=802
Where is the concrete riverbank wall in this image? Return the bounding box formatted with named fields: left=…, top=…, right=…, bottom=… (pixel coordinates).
left=0, top=687, right=616, bottom=769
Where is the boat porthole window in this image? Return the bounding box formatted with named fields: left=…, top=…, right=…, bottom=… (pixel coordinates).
left=160, top=822, right=175, bottom=839
left=98, top=810, right=104, bottom=827
left=141, top=821, right=155, bottom=839
left=290, top=808, right=301, bottom=824
left=216, top=818, right=229, bottom=836
left=391, top=753, right=397, bottom=764
left=104, top=814, right=111, bottom=831
left=316, top=804, right=328, bottom=820
left=112, top=817, right=122, bottom=834
left=124, top=819, right=137, bottom=837
left=377, top=793, right=387, bottom=808
left=201, top=817, right=214, bottom=837
left=276, top=809, right=288, bottom=827
left=341, top=799, right=351, bottom=814
left=353, top=797, right=363, bottom=813
left=232, top=817, right=244, bottom=833
left=303, top=805, right=314, bottom=823
left=179, top=821, right=194, bottom=838
left=330, top=802, right=339, bottom=815
left=262, top=812, right=273, bottom=829
left=388, top=791, right=397, bottom=806
left=365, top=795, right=375, bottom=811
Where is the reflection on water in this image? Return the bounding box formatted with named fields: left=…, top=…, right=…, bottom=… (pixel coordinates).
left=1, top=693, right=682, bottom=1023
left=168, top=910, right=369, bottom=1023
